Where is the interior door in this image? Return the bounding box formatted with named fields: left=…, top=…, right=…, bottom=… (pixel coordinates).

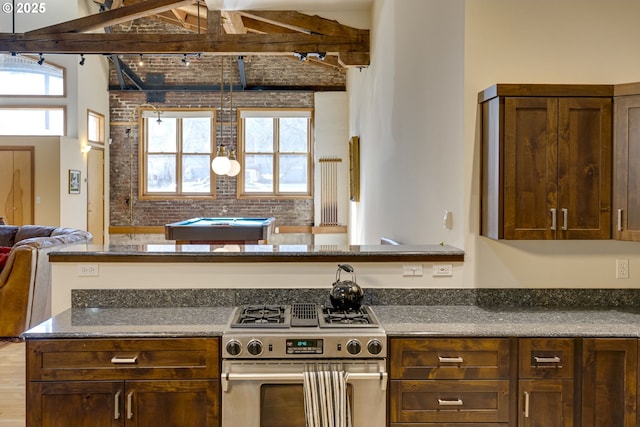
left=0, top=147, right=34, bottom=225
left=87, top=148, right=105, bottom=244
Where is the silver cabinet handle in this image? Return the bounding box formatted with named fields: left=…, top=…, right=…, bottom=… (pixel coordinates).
left=114, top=391, right=121, bottom=420
left=524, top=391, right=530, bottom=418
left=550, top=208, right=557, bottom=230
left=618, top=209, right=623, bottom=232
left=438, top=398, right=463, bottom=406
left=561, top=208, right=568, bottom=231
left=534, top=356, right=561, bottom=364
left=438, top=356, right=463, bottom=363
left=127, top=391, right=134, bottom=420
left=111, top=356, right=138, bottom=364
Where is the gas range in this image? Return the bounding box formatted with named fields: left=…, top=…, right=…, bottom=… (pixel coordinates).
left=222, top=303, right=386, bottom=359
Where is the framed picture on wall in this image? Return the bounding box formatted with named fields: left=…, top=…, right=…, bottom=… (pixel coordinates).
left=69, top=170, right=80, bottom=194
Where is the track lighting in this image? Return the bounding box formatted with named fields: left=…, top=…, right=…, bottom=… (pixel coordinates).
left=79, top=54, right=85, bottom=66
left=37, top=53, right=44, bottom=65
left=182, top=54, right=190, bottom=66
left=138, top=54, right=144, bottom=67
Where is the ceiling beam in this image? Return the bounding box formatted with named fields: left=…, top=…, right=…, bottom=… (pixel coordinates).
left=239, top=10, right=360, bottom=37
left=0, top=32, right=370, bottom=66
left=27, top=0, right=197, bottom=35
left=221, top=11, right=247, bottom=34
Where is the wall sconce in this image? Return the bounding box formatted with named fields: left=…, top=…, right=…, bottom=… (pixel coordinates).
left=81, top=145, right=92, bottom=153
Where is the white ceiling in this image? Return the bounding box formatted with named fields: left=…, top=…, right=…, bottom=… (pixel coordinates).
left=204, top=0, right=373, bottom=12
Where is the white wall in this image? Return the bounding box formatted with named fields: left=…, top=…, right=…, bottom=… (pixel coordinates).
left=349, top=0, right=640, bottom=288
left=349, top=0, right=464, bottom=247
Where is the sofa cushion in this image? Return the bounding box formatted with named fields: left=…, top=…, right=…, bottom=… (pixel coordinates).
left=15, top=225, right=56, bottom=243
left=0, top=246, right=11, bottom=272
left=0, top=226, right=19, bottom=247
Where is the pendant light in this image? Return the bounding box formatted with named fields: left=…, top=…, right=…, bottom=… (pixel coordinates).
left=212, top=57, right=231, bottom=175
left=226, top=67, right=241, bottom=177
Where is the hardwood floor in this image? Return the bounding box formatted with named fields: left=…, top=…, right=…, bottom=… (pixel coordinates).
left=0, top=341, right=25, bottom=427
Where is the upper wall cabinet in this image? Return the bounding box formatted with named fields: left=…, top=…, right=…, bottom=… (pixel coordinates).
left=613, top=83, right=640, bottom=242
left=479, top=84, right=613, bottom=240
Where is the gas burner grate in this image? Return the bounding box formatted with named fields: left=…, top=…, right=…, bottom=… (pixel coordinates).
left=319, top=305, right=380, bottom=328
left=230, top=304, right=290, bottom=328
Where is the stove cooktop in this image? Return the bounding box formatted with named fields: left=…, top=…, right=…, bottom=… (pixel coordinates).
left=229, top=303, right=381, bottom=329
left=223, top=304, right=386, bottom=359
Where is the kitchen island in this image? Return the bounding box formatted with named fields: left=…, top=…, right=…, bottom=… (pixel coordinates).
left=47, top=243, right=465, bottom=316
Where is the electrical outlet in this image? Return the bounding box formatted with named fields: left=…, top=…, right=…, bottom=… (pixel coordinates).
left=433, top=264, right=453, bottom=277
left=78, top=264, right=99, bottom=277
left=403, top=265, right=423, bottom=277
left=616, top=259, right=629, bottom=279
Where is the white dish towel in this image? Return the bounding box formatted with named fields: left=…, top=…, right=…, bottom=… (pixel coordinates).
left=303, top=366, right=352, bottom=427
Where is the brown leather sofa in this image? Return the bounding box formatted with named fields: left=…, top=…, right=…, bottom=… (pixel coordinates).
left=0, top=225, right=92, bottom=337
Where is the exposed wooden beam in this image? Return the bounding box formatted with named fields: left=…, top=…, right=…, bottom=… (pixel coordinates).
left=240, top=16, right=298, bottom=35
left=239, top=10, right=360, bottom=37
left=26, top=0, right=196, bottom=35
left=221, top=11, right=247, bottom=34
left=0, top=32, right=369, bottom=66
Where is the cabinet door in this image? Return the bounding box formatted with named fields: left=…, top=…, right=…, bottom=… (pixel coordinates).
left=614, top=95, right=640, bottom=241
left=27, top=381, right=124, bottom=427
left=503, top=97, right=558, bottom=239
left=519, top=379, right=573, bottom=427
left=126, top=380, right=219, bottom=427
left=581, top=338, right=637, bottom=427
left=557, top=98, right=612, bottom=239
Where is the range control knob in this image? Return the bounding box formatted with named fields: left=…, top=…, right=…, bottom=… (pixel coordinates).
left=226, top=340, right=242, bottom=356
left=367, top=339, right=383, bottom=355
left=247, top=339, right=263, bottom=356
left=346, top=339, right=362, bottom=355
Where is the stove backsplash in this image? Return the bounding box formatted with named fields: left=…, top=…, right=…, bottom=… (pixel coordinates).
left=72, top=288, right=640, bottom=309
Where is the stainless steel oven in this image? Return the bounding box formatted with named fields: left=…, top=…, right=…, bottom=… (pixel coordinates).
left=221, top=304, right=387, bottom=427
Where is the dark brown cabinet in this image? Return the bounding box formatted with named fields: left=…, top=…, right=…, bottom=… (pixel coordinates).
left=613, top=84, right=640, bottom=241
left=581, top=338, right=637, bottom=427
left=518, top=338, right=574, bottom=427
left=479, top=84, right=613, bottom=240
left=26, top=338, right=220, bottom=427
left=389, top=337, right=512, bottom=426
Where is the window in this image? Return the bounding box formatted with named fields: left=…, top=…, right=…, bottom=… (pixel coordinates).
left=0, top=53, right=64, bottom=96
left=239, top=108, right=313, bottom=197
left=140, top=109, right=215, bottom=198
left=87, top=110, right=105, bottom=144
left=0, top=107, right=65, bottom=136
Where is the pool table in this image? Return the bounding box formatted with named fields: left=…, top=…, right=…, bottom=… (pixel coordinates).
left=164, top=217, right=276, bottom=244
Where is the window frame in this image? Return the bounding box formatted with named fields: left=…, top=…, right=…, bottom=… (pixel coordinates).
left=0, top=106, right=66, bottom=136
left=87, top=110, right=105, bottom=145
left=237, top=107, right=314, bottom=199
left=0, top=53, right=66, bottom=98
left=138, top=107, right=216, bottom=200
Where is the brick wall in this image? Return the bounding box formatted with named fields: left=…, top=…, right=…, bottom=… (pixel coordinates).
left=109, top=18, right=346, bottom=228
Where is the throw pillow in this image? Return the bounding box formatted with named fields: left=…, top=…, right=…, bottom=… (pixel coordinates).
left=0, top=246, right=11, bottom=272
left=0, top=226, right=19, bottom=247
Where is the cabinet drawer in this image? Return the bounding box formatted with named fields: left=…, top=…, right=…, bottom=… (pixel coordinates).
left=27, top=338, right=219, bottom=381
left=390, top=380, right=510, bottom=423
left=519, top=338, right=574, bottom=378
left=390, top=338, right=511, bottom=379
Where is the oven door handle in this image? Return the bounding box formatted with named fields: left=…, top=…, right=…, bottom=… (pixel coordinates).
left=221, top=372, right=388, bottom=392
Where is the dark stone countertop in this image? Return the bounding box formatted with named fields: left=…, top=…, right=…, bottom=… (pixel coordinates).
left=48, top=243, right=464, bottom=263
left=21, top=305, right=640, bottom=339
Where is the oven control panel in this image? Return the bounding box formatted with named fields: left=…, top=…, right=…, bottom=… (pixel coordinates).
left=223, top=334, right=386, bottom=359
left=286, top=338, right=323, bottom=355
